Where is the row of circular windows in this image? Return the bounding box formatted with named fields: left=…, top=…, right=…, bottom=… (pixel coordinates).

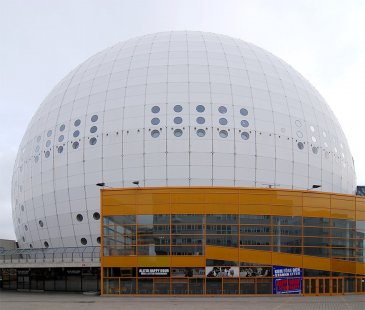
left=152, top=104, right=249, bottom=115
left=25, top=237, right=100, bottom=249
left=150, top=116, right=250, bottom=127
left=150, top=128, right=250, bottom=140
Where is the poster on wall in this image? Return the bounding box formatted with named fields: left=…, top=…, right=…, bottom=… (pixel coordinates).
left=272, top=266, right=302, bottom=294
left=206, top=267, right=239, bottom=277
left=138, top=268, right=170, bottom=277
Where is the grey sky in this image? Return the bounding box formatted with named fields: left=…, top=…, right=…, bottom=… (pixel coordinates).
left=1, top=0, right=364, bottom=240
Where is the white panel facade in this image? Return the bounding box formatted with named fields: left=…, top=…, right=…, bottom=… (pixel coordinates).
left=12, top=31, right=356, bottom=249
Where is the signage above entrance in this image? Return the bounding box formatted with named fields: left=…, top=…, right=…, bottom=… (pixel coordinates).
left=138, top=268, right=170, bottom=277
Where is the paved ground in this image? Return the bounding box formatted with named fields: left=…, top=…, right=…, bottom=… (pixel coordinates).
left=0, top=291, right=364, bottom=310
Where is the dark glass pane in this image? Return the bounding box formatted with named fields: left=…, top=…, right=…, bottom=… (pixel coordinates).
left=273, top=236, right=301, bottom=246
left=137, top=235, right=170, bottom=245
left=331, top=238, right=356, bottom=248
left=137, top=225, right=170, bottom=235
left=240, top=214, right=270, bottom=225
left=240, top=235, right=271, bottom=246
left=303, top=217, right=330, bottom=226
left=206, top=235, right=238, bottom=247
left=104, top=215, right=136, bottom=225
left=104, top=235, right=136, bottom=246
left=206, top=259, right=238, bottom=266
left=272, top=216, right=301, bottom=226
left=273, top=226, right=301, bottom=236
left=172, top=224, right=203, bottom=234
left=240, top=278, right=255, bottom=294
left=154, top=278, right=170, bottom=294
left=303, top=247, right=329, bottom=257
left=189, top=278, right=204, bottom=294
left=304, top=237, right=330, bottom=247
left=171, top=245, right=203, bottom=255
left=172, top=214, right=203, bottom=223
left=304, top=226, right=330, bottom=237
left=103, top=278, right=119, bottom=294
left=120, top=278, right=136, bottom=294
left=241, top=245, right=272, bottom=251
left=332, top=247, right=355, bottom=259
left=104, top=246, right=136, bottom=256
left=206, top=278, right=222, bottom=294
left=172, top=235, right=203, bottom=245
left=332, top=228, right=355, bottom=238
left=207, top=214, right=237, bottom=224
left=240, top=225, right=271, bottom=234
left=223, top=278, right=239, bottom=294
left=273, top=246, right=302, bottom=254
left=103, top=225, right=137, bottom=235
left=171, top=279, right=188, bottom=294
left=304, top=269, right=330, bottom=277
left=137, top=245, right=170, bottom=255
left=138, top=278, right=153, bottom=294
left=257, top=278, right=272, bottom=294
left=206, top=225, right=238, bottom=234
left=331, top=219, right=355, bottom=229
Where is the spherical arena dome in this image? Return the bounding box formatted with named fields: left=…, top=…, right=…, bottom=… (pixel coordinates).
left=12, top=31, right=356, bottom=249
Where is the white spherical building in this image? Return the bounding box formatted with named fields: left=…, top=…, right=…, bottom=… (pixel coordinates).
left=12, top=31, right=356, bottom=249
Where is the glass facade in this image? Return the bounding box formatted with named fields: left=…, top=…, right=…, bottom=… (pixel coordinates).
left=101, top=187, right=365, bottom=295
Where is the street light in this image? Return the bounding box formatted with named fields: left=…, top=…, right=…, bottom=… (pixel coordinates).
left=132, top=181, right=140, bottom=188
left=308, top=185, right=321, bottom=190
left=96, top=182, right=112, bottom=188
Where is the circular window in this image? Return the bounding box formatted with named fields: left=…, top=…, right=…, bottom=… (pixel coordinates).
left=311, top=136, right=317, bottom=143
left=72, top=142, right=79, bottom=149
left=47, top=130, right=52, bottom=137
left=81, top=238, right=87, bottom=245
left=60, top=124, right=65, bottom=131
left=174, top=117, right=183, bottom=124
left=76, top=214, right=83, bottom=222
left=39, top=220, right=44, bottom=227
left=241, top=132, right=250, bottom=140
left=44, top=241, right=49, bottom=248
left=21, top=205, right=24, bottom=211
left=45, top=151, right=50, bottom=158
left=196, top=105, right=205, bottom=112
left=295, top=120, right=302, bottom=127
left=296, top=131, right=303, bottom=138
left=58, top=146, right=63, bottom=154
left=219, top=118, right=228, bottom=125
left=91, top=115, right=98, bottom=122
left=151, top=106, right=160, bottom=113
left=196, top=117, right=205, bottom=124
left=93, top=212, right=100, bottom=220
left=298, top=142, right=304, bottom=150
left=312, top=147, right=318, bottom=154
left=173, top=105, right=183, bottom=112
left=310, top=126, right=315, bottom=132
left=219, top=130, right=228, bottom=138
left=240, top=108, right=248, bottom=116
left=25, top=225, right=28, bottom=231
left=74, top=119, right=81, bottom=127
left=37, top=136, right=41, bottom=143
left=97, top=237, right=101, bottom=244
left=240, top=120, right=249, bottom=127
left=174, top=129, right=183, bottom=137
left=151, top=118, right=160, bottom=125
left=46, top=140, right=51, bottom=147
left=218, top=106, right=227, bottom=114
left=73, top=130, right=80, bottom=138
left=35, top=145, right=40, bottom=152
left=90, top=126, right=97, bottom=133
left=58, top=135, right=64, bottom=142
left=151, top=130, right=160, bottom=138
left=196, top=129, right=206, bottom=137
left=35, top=156, right=39, bottom=163
left=89, top=137, right=97, bottom=145
left=30, top=244, right=33, bottom=248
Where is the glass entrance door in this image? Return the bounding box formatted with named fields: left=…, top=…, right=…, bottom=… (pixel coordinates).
left=304, top=277, right=344, bottom=295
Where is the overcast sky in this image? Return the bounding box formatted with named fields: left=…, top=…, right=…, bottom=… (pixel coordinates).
left=1, top=0, right=364, bottom=240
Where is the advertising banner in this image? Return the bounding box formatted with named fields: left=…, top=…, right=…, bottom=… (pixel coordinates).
left=206, top=267, right=239, bottom=277
left=272, top=266, right=302, bottom=294
left=138, top=268, right=170, bottom=277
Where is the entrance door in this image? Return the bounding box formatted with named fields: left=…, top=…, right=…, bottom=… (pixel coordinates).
left=356, top=277, right=365, bottom=294
left=304, top=277, right=344, bottom=295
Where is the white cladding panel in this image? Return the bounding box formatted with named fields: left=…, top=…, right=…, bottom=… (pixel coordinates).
left=12, top=31, right=356, bottom=249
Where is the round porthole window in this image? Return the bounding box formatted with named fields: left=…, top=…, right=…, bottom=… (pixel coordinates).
left=90, top=126, right=97, bottom=133
left=174, top=117, right=182, bottom=124
left=72, top=142, right=79, bottom=149
left=93, top=212, right=100, bottom=220
left=173, top=105, right=182, bottom=112
left=76, top=214, right=83, bottom=222
left=73, top=130, right=80, bottom=138
left=151, top=130, right=160, bottom=138
left=58, top=135, right=64, bottom=142
left=312, top=146, right=318, bottom=154
left=219, top=118, right=228, bottom=125
left=296, top=131, right=303, bottom=138
left=196, top=105, right=205, bottom=112
left=30, top=244, right=33, bottom=248
left=241, top=120, right=249, bottom=127
left=35, top=145, right=40, bottom=152
left=218, top=106, right=227, bottom=114
left=297, top=142, right=304, bottom=150
left=58, top=146, right=63, bottom=154
left=241, top=132, right=250, bottom=140
left=46, top=140, right=52, bottom=147
left=21, top=205, right=24, bottom=211
left=44, top=241, right=49, bottom=248
left=91, top=115, right=98, bottom=122
left=151, top=118, right=160, bottom=125
left=240, top=108, right=248, bottom=116
left=74, top=119, right=81, bottom=127
left=35, top=156, right=39, bottom=163
left=39, top=220, right=44, bottom=227
left=174, top=129, right=183, bottom=137
left=24, top=225, right=28, bottom=231
left=81, top=238, right=87, bottom=245
left=151, top=106, right=160, bottom=113
left=47, top=130, right=52, bottom=137
left=295, top=120, right=302, bottom=127
left=219, top=130, right=228, bottom=138
left=60, top=124, right=66, bottom=131
left=196, top=129, right=206, bottom=137
left=196, top=117, right=205, bottom=124
left=45, top=151, right=50, bottom=158
left=97, top=237, right=101, bottom=244
left=89, top=137, right=97, bottom=145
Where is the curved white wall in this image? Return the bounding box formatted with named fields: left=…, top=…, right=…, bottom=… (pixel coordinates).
left=12, top=31, right=356, bottom=249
